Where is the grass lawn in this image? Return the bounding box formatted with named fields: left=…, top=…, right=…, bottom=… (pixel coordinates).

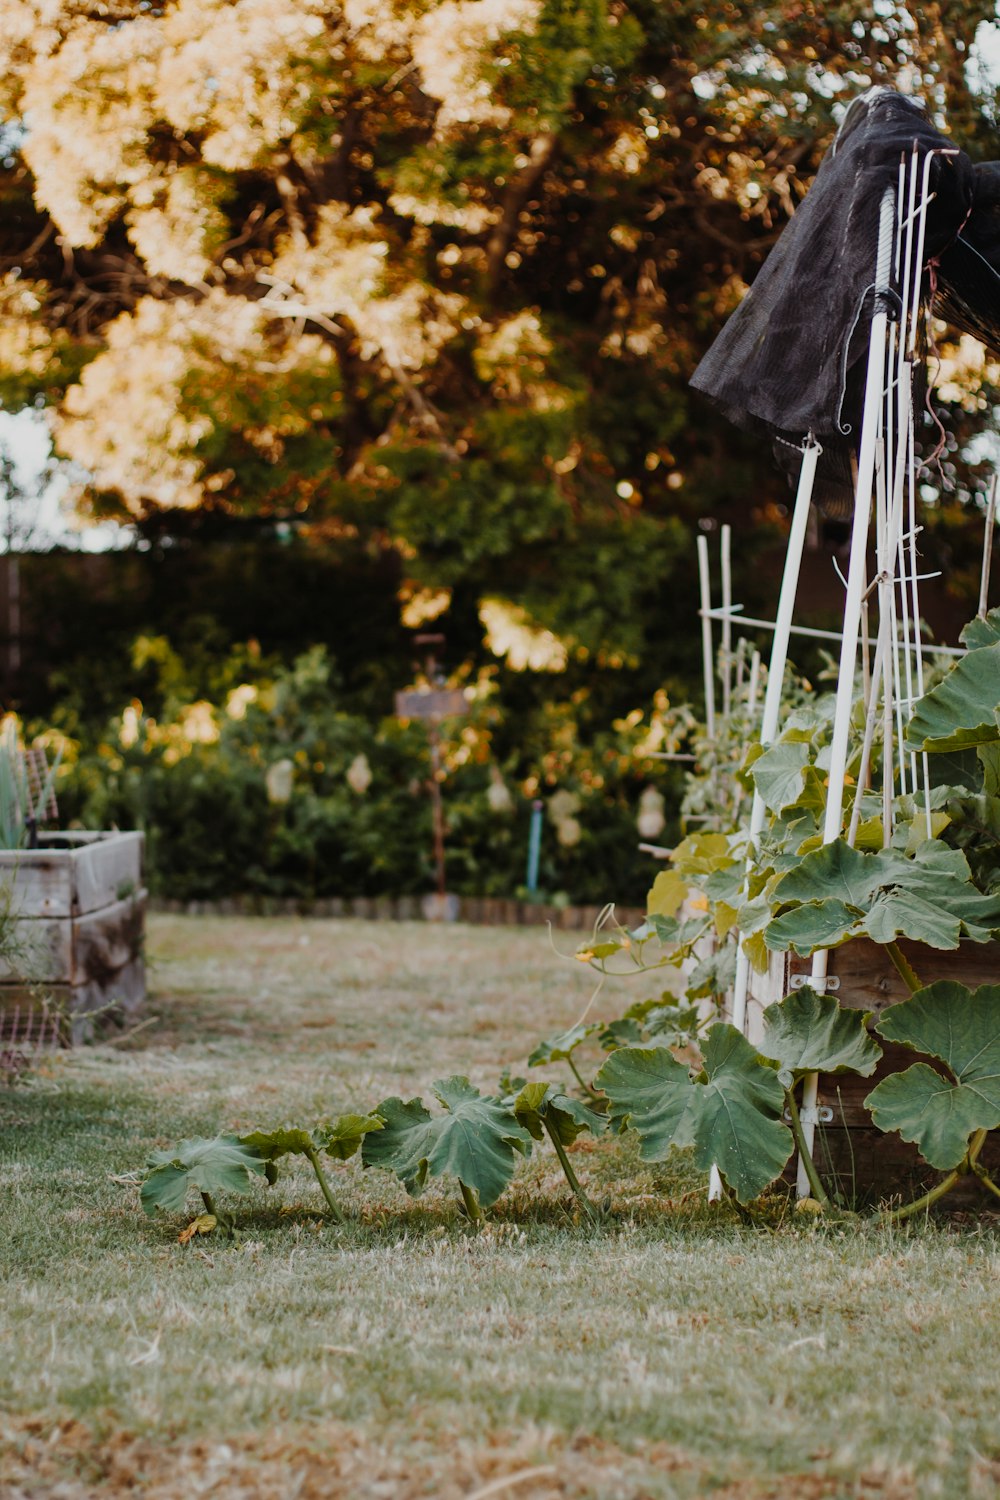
left=3, top=915, right=1000, bottom=1499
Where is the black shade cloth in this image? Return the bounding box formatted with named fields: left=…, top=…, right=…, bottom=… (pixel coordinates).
left=690, top=88, right=999, bottom=514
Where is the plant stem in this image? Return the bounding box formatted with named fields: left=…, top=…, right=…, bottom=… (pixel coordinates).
left=885, top=942, right=921, bottom=996
left=883, top=1130, right=989, bottom=1222
left=964, top=1129, right=1000, bottom=1201
left=459, top=1180, right=485, bottom=1225
left=542, top=1117, right=599, bottom=1221
left=568, top=1056, right=602, bottom=1102
left=200, top=1190, right=218, bottom=1218
left=785, top=1086, right=832, bottom=1209
left=883, top=1168, right=961, bottom=1222
left=968, top=1128, right=988, bottom=1167
left=304, top=1146, right=346, bottom=1223
left=970, top=1160, right=1000, bottom=1202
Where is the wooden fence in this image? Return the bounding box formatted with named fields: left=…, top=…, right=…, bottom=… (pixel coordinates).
left=150, top=894, right=645, bottom=931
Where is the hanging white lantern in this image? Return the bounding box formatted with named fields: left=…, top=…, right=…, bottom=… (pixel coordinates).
left=637, top=784, right=666, bottom=839
left=346, top=752, right=373, bottom=795
left=556, top=815, right=582, bottom=848
left=486, top=766, right=513, bottom=814
left=265, top=758, right=294, bottom=806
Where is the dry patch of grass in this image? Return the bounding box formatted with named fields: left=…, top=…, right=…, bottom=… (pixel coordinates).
left=4, top=916, right=1000, bottom=1499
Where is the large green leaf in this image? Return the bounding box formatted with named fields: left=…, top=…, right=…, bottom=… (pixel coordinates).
left=239, top=1116, right=382, bottom=1167
left=961, top=608, right=1000, bottom=650
left=861, top=888, right=962, bottom=949
left=363, top=1078, right=532, bottom=1208
left=685, top=944, right=737, bottom=999
left=140, top=1135, right=268, bottom=1216
left=647, top=867, right=687, bottom=918
left=596, top=1027, right=792, bottom=1204
left=771, top=840, right=884, bottom=908
left=751, top=741, right=811, bottom=812
left=511, top=1082, right=605, bottom=1144
left=760, top=986, right=881, bottom=1077
left=866, top=981, right=1000, bottom=1168
left=764, top=899, right=858, bottom=955
left=361, top=1096, right=432, bottom=1189
left=317, top=1113, right=384, bottom=1161
left=596, top=1045, right=698, bottom=1154
left=528, top=1022, right=602, bottom=1067
left=906, top=641, right=1000, bottom=752
left=765, top=841, right=1000, bottom=956
left=239, top=1126, right=315, bottom=1161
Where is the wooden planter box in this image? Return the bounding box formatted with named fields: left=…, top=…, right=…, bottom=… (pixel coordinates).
left=0, top=830, right=146, bottom=1043
left=744, top=938, right=1000, bottom=1204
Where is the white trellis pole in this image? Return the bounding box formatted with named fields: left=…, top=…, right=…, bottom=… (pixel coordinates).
left=708, top=437, right=820, bottom=1202
left=795, top=184, right=897, bottom=1193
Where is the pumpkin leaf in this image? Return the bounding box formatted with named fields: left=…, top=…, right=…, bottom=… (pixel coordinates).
left=685, top=944, right=737, bottom=1000
left=647, top=868, right=688, bottom=919
left=764, top=899, right=859, bottom=955
left=140, top=1135, right=268, bottom=1217
left=596, top=1026, right=792, bottom=1204
left=512, top=1082, right=605, bottom=1144
left=363, top=1078, right=532, bottom=1208
left=865, top=982, right=1000, bottom=1168
left=961, top=608, right=1000, bottom=650
left=860, top=888, right=962, bottom=949
left=316, top=1114, right=384, bottom=1161
left=238, top=1125, right=316, bottom=1161
left=905, top=640, right=1000, bottom=751
left=751, top=741, right=811, bottom=812
left=759, top=985, right=881, bottom=1078
left=771, top=840, right=885, bottom=909
left=361, top=1096, right=433, bottom=1192
left=599, top=1017, right=645, bottom=1050
left=528, top=1022, right=602, bottom=1067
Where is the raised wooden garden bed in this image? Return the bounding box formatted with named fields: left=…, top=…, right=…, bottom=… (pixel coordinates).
left=0, top=830, right=146, bottom=1043
left=747, top=939, right=1000, bottom=1203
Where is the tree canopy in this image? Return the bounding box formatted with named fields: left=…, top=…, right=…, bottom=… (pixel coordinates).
left=1, top=1, right=999, bottom=669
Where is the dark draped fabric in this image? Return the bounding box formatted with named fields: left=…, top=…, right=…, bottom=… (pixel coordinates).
left=690, top=89, right=999, bottom=514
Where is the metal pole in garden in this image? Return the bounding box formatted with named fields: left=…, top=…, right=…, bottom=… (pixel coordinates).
left=697, top=534, right=717, bottom=741
left=395, top=634, right=467, bottom=920
left=525, top=799, right=544, bottom=894
left=979, top=473, right=997, bottom=618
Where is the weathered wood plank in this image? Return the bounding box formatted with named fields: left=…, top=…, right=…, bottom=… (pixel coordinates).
left=0, top=854, right=73, bottom=919
left=71, top=830, right=144, bottom=916
left=0, top=951, right=146, bottom=1045
left=0, top=831, right=144, bottom=919
left=72, top=891, right=147, bottom=987
left=788, top=937, right=1000, bottom=1015
left=787, top=939, right=1000, bottom=1201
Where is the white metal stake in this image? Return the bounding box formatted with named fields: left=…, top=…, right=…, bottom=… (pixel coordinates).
left=797, top=186, right=896, bottom=1197
left=979, top=474, right=997, bottom=618
left=729, top=439, right=820, bottom=1040
left=709, top=443, right=819, bottom=1206
left=697, top=534, right=717, bottom=742
left=721, top=524, right=733, bottom=720
left=748, top=648, right=761, bottom=719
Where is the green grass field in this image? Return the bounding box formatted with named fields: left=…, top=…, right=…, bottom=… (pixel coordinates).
left=3, top=915, right=1000, bottom=1499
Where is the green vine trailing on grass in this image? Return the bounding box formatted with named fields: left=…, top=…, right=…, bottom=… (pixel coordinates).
left=132, top=610, right=1000, bottom=1239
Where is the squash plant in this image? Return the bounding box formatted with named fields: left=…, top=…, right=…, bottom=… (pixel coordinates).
left=574, top=608, right=1000, bottom=1212
left=361, top=1077, right=533, bottom=1224
left=129, top=613, right=1000, bottom=1238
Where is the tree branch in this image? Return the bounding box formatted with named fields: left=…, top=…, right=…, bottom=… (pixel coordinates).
left=486, top=130, right=558, bottom=292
